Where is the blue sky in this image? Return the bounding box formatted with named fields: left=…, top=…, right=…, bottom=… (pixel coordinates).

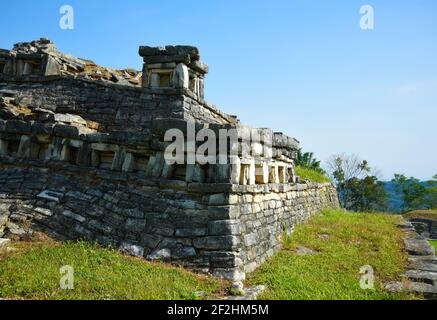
left=1, top=0, right=436, bottom=180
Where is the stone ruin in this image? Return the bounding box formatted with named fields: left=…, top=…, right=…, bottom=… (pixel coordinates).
left=0, top=38, right=141, bottom=85
left=0, top=38, right=339, bottom=281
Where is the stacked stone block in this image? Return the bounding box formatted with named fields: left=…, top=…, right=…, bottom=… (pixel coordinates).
left=0, top=39, right=339, bottom=280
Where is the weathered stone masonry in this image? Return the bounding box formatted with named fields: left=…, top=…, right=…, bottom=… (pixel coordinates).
left=0, top=38, right=339, bottom=281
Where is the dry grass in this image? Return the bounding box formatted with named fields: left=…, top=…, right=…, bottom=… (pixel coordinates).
left=403, top=209, right=437, bottom=221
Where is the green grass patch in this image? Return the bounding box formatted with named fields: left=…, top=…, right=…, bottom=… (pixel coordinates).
left=429, top=240, right=437, bottom=251
left=403, top=209, right=437, bottom=221
left=0, top=241, right=225, bottom=300
left=296, top=166, right=331, bottom=183
left=248, top=209, right=417, bottom=300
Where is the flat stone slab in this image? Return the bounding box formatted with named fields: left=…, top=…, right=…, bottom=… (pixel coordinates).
left=318, top=234, right=330, bottom=240
left=407, top=282, right=437, bottom=297
left=404, top=270, right=437, bottom=286
left=405, top=238, right=435, bottom=256
left=384, top=281, right=405, bottom=293
left=37, top=190, right=64, bottom=203
left=397, top=221, right=415, bottom=231
left=387, top=281, right=437, bottom=299
left=296, top=246, right=317, bottom=256
left=225, top=285, right=266, bottom=300
left=408, top=256, right=437, bottom=265
left=409, top=260, right=437, bottom=273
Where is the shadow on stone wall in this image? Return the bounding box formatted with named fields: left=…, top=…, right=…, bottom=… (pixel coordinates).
left=0, top=163, right=338, bottom=281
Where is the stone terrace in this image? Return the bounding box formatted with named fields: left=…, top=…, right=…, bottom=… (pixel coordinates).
left=0, top=38, right=339, bottom=281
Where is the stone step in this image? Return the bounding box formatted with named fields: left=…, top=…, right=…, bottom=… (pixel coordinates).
left=405, top=238, right=435, bottom=256
left=397, top=221, right=415, bottom=232
left=407, top=282, right=437, bottom=300
left=409, top=259, right=437, bottom=272
left=385, top=281, right=437, bottom=300
left=409, top=256, right=437, bottom=265
left=404, top=270, right=437, bottom=286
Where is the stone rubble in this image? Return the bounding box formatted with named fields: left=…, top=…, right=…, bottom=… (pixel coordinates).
left=1, top=38, right=142, bottom=86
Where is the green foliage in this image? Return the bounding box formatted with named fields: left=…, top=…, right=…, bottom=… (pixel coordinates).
left=0, top=241, right=223, bottom=300
left=392, top=174, right=437, bottom=212
left=427, top=175, right=437, bottom=209
left=295, top=149, right=324, bottom=173
left=296, top=166, right=331, bottom=183
left=403, top=209, right=437, bottom=221
left=429, top=240, right=437, bottom=251
left=327, top=154, right=387, bottom=212
left=342, top=176, right=388, bottom=212
left=332, top=159, right=370, bottom=187
left=248, top=209, right=417, bottom=300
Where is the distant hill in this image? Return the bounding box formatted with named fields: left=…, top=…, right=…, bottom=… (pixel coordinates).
left=384, top=181, right=404, bottom=212
left=383, top=180, right=432, bottom=213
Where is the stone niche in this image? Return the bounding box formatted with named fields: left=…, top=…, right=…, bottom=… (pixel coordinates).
left=0, top=39, right=63, bottom=78
left=2, top=53, right=61, bottom=78
left=139, top=45, right=208, bottom=99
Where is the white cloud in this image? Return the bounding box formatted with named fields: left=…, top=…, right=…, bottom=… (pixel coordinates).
left=392, top=80, right=437, bottom=96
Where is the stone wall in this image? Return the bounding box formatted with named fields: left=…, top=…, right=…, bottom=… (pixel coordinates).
left=233, top=183, right=339, bottom=275
left=0, top=159, right=338, bottom=280
left=0, top=39, right=340, bottom=281
left=0, top=76, right=236, bottom=133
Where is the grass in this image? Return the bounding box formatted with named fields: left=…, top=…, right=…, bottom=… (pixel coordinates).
left=429, top=240, right=437, bottom=251
left=0, top=210, right=420, bottom=300
left=403, top=209, right=437, bottom=221
left=248, top=209, right=418, bottom=300
left=296, top=166, right=331, bottom=183
left=0, top=241, right=225, bottom=300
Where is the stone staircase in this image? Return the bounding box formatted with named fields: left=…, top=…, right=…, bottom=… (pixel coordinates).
left=386, top=220, right=437, bottom=299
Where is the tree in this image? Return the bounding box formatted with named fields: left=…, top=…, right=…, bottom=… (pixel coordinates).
left=326, top=154, right=371, bottom=183
left=325, top=154, right=387, bottom=212
left=392, top=174, right=437, bottom=211
left=392, top=174, right=429, bottom=212
left=295, top=149, right=324, bottom=173
left=427, top=175, right=437, bottom=209
left=344, top=176, right=388, bottom=212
